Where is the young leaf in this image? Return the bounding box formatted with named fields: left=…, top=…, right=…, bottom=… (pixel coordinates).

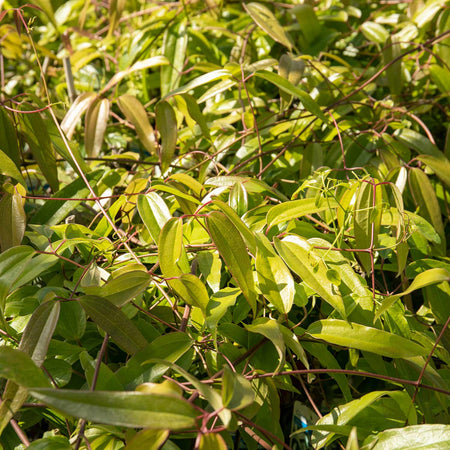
left=307, top=319, right=428, bottom=358
left=29, top=389, right=197, bottom=430
left=137, top=192, right=171, bottom=243
left=156, top=100, right=177, bottom=172
left=244, top=2, right=293, bottom=50
left=274, top=236, right=346, bottom=318
left=255, top=233, right=295, bottom=314
left=266, top=197, right=338, bottom=228
left=79, top=295, right=147, bottom=355
left=206, top=211, right=257, bottom=314
left=117, top=94, right=156, bottom=155
left=245, top=317, right=286, bottom=373
left=85, top=97, right=110, bottom=158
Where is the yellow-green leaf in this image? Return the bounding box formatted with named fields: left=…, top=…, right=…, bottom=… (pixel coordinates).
left=156, top=101, right=177, bottom=172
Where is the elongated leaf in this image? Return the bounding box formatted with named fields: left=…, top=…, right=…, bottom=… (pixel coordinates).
left=103, top=56, right=169, bottom=93
left=0, top=347, right=50, bottom=388
left=159, top=217, right=185, bottom=277
left=30, top=169, right=103, bottom=226
left=394, top=128, right=442, bottom=158
left=310, top=391, right=390, bottom=448
left=245, top=317, right=285, bottom=373
left=20, top=108, right=58, bottom=191
left=117, top=94, right=156, bottom=155
left=409, top=167, right=446, bottom=253
left=0, top=108, right=20, bottom=166
left=79, top=295, right=147, bottom=355
left=0, top=301, right=60, bottom=434
left=417, top=154, right=450, bottom=188
left=177, top=93, right=211, bottom=140
left=366, top=424, right=450, bottom=450
left=156, top=101, right=177, bottom=172
left=161, top=22, right=188, bottom=97
left=0, top=185, right=26, bottom=251
left=255, top=71, right=327, bottom=122
left=61, top=92, right=97, bottom=139
left=275, top=236, right=346, bottom=318
left=376, top=268, right=450, bottom=319
left=29, top=389, right=197, bottom=430
left=199, top=433, right=228, bottom=450
left=307, top=319, right=428, bottom=358
left=168, top=274, right=210, bottom=313
left=137, top=192, right=171, bottom=243
left=125, top=429, right=169, bottom=450
left=383, top=35, right=402, bottom=96
left=267, top=197, right=338, bottom=228
left=85, top=97, right=110, bottom=158
left=0, top=149, right=25, bottom=187
left=244, top=2, right=293, bottom=50
left=205, top=287, right=240, bottom=330
left=353, top=181, right=382, bottom=274
left=255, top=233, right=294, bottom=314
left=108, top=0, right=126, bottom=37
left=206, top=211, right=257, bottom=314
left=163, top=69, right=232, bottom=99
left=361, top=21, right=389, bottom=44
left=83, top=271, right=151, bottom=307
left=222, top=365, right=255, bottom=410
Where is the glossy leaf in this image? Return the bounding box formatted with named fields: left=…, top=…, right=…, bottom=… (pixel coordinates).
left=117, top=94, right=156, bottom=155
left=206, top=211, right=257, bottom=314
left=199, top=432, right=228, bottom=450
left=383, top=35, right=402, bottom=96
left=159, top=217, right=186, bottom=277
left=79, top=295, right=147, bottom=355
left=137, top=192, right=171, bottom=243
left=376, top=268, right=450, bottom=319
left=125, top=429, right=169, bottom=450
left=222, top=365, right=255, bottom=410
left=60, top=92, right=97, bottom=139
left=29, top=389, right=197, bottom=430
left=275, top=236, right=346, bottom=318
left=416, top=154, right=450, bottom=188
left=255, top=233, right=294, bottom=314
left=307, top=319, right=428, bottom=358
left=85, top=97, right=110, bottom=158
left=267, top=197, right=338, bottom=228
left=244, top=2, right=293, bottom=50
left=0, top=149, right=26, bottom=187
left=245, top=317, right=286, bottom=373
left=0, top=184, right=26, bottom=251
left=156, top=100, right=177, bottom=172
left=361, top=21, right=389, bottom=44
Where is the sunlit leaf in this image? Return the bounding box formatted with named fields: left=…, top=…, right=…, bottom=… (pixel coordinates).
left=156, top=100, right=177, bottom=172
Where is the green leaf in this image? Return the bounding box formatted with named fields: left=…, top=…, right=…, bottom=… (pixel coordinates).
left=307, top=319, right=428, bottom=358
left=245, top=317, right=286, bottom=373
left=361, top=21, right=389, bottom=44
left=0, top=300, right=59, bottom=434
left=20, top=108, right=58, bottom=191
left=274, top=236, right=346, bottom=318
left=255, top=233, right=294, bottom=314
left=244, top=2, right=293, bottom=50
left=199, top=433, right=228, bottom=450
left=177, top=93, right=211, bottom=140
left=222, top=365, right=255, bottom=410
left=266, top=197, right=338, bottom=228
left=394, top=128, right=442, bottom=158
left=205, top=287, right=240, bottom=330
left=29, top=389, right=197, bottom=430
left=83, top=270, right=151, bottom=307
left=206, top=211, right=257, bottom=314
left=117, top=94, right=156, bottom=155
left=137, top=192, right=171, bottom=243
left=0, top=149, right=26, bottom=187
left=156, top=101, right=177, bottom=172
left=364, top=424, right=450, bottom=450
left=79, top=295, right=147, bottom=355
left=383, top=35, right=402, bottom=96
left=255, top=71, right=327, bottom=122
left=159, top=217, right=186, bottom=278
left=125, top=429, right=170, bottom=450
left=161, top=22, right=188, bottom=97
left=171, top=273, right=210, bottom=313
left=416, top=153, right=450, bottom=188
left=30, top=170, right=104, bottom=226
left=84, top=97, right=110, bottom=158
left=27, top=436, right=71, bottom=450
left=0, top=185, right=26, bottom=251
left=0, top=108, right=20, bottom=167
left=376, top=268, right=450, bottom=319
left=55, top=300, right=86, bottom=341
left=0, top=347, right=50, bottom=388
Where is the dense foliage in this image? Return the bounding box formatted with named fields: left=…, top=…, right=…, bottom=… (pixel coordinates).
left=0, top=0, right=449, bottom=448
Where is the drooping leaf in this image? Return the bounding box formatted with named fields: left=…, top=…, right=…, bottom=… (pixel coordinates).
left=137, top=192, right=171, bottom=243
left=416, top=153, right=450, bottom=188
left=79, top=295, right=147, bottom=355
left=255, top=233, right=295, bottom=314
left=60, top=92, right=97, bottom=139
left=244, top=2, right=293, bottom=50
left=206, top=211, right=257, bottom=314
left=222, top=365, right=255, bottom=410
left=199, top=432, right=228, bottom=450
left=84, top=97, right=110, bottom=158
left=156, top=100, right=177, bottom=172
left=29, top=389, right=197, bottom=430
left=274, top=236, right=346, bottom=318
left=0, top=149, right=26, bottom=187
left=117, top=94, right=156, bottom=155
left=307, top=319, right=428, bottom=358
left=0, top=184, right=26, bottom=251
